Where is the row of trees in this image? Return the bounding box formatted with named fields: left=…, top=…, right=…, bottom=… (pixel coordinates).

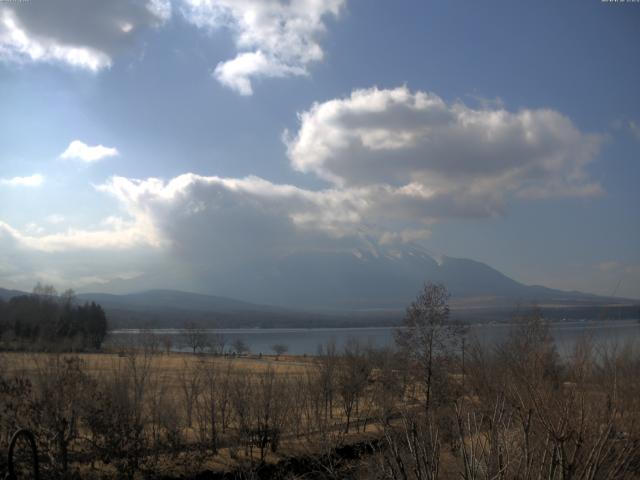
left=0, top=343, right=401, bottom=478
left=136, top=321, right=288, bottom=357
left=0, top=284, right=108, bottom=351
left=376, top=284, right=640, bottom=479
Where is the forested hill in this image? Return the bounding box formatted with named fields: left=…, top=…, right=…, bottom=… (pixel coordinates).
left=1, top=285, right=638, bottom=331
left=0, top=286, right=108, bottom=350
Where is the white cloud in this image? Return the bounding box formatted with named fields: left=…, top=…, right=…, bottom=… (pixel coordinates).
left=46, top=214, right=65, bottom=224
left=0, top=0, right=170, bottom=71
left=60, top=140, right=119, bottom=162
left=0, top=220, right=159, bottom=291
left=147, top=0, right=172, bottom=23
left=180, top=0, right=344, bottom=94
left=0, top=173, right=361, bottom=289
left=0, top=8, right=110, bottom=71
left=96, top=173, right=366, bottom=249
left=379, top=228, right=432, bottom=246
left=213, top=50, right=306, bottom=96
left=0, top=174, right=44, bottom=187
left=0, top=86, right=611, bottom=292
left=598, top=260, right=621, bottom=272
left=0, top=0, right=342, bottom=87
left=24, top=222, right=44, bottom=235
left=2, top=173, right=349, bottom=257
left=0, top=169, right=516, bottom=291
left=285, top=86, right=603, bottom=218
left=0, top=216, right=160, bottom=253
left=91, top=173, right=492, bottom=271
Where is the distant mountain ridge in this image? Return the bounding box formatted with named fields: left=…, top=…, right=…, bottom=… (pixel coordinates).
left=206, top=245, right=634, bottom=310
left=75, top=289, right=277, bottom=313
left=1, top=247, right=637, bottom=328
left=0, top=287, right=25, bottom=300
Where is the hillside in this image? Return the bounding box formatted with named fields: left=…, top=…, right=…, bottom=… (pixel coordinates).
left=205, top=245, right=635, bottom=310
left=2, top=248, right=637, bottom=329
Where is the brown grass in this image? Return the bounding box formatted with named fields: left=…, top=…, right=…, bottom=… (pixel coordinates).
left=1, top=351, right=314, bottom=376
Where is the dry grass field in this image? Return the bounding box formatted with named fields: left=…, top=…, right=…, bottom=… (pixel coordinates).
left=0, top=349, right=385, bottom=478
left=2, top=311, right=640, bottom=479
left=1, top=350, right=315, bottom=378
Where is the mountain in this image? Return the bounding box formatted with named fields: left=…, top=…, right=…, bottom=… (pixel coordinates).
left=2, top=246, right=637, bottom=328
left=0, top=287, right=26, bottom=301
left=74, top=290, right=395, bottom=329
left=208, top=245, right=633, bottom=310
left=76, top=289, right=273, bottom=314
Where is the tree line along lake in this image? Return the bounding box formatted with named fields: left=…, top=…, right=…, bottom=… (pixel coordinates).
left=107, top=319, right=640, bottom=356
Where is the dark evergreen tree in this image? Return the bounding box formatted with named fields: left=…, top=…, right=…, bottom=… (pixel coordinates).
left=0, top=285, right=109, bottom=350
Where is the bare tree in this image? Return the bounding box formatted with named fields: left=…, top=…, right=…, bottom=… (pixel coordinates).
left=139, top=327, right=161, bottom=354
left=31, top=355, right=89, bottom=475
left=194, top=359, right=223, bottom=453
left=178, top=358, right=201, bottom=428
left=146, top=367, right=171, bottom=458
left=182, top=321, right=209, bottom=354
left=316, top=339, right=338, bottom=424
left=232, top=338, right=250, bottom=355
left=32, top=282, right=57, bottom=298
left=371, top=346, right=407, bottom=426
left=378, top=410, right=441, bottom=480
left=227, top=366, right=292, bottom=463
left=161, top=334, right=173, bottom=355
left=80, top=352, right=151, bottom=480
left=395, top=282, right=466, bottom=413
left=271, top=343, right=288, bottom=359
left=499, top=305, right=560, bottom=389
left=459, top=313, right=640, bottom=480
left=208, top=331, right=226, bottom=355
left=337, top=338, right=370, bottom=433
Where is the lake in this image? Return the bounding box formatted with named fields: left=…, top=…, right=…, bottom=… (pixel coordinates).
left=107, top=319, right=640, bottom=356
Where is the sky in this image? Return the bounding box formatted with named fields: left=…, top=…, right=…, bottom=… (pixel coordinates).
left=0, top=0, right=639, bottom=300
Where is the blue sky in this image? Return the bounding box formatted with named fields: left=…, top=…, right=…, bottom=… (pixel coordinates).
left=0, top=0, right=639, bottom=299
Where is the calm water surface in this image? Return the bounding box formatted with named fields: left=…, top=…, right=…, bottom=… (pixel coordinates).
left=108, top=319, right=640, bottom=356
